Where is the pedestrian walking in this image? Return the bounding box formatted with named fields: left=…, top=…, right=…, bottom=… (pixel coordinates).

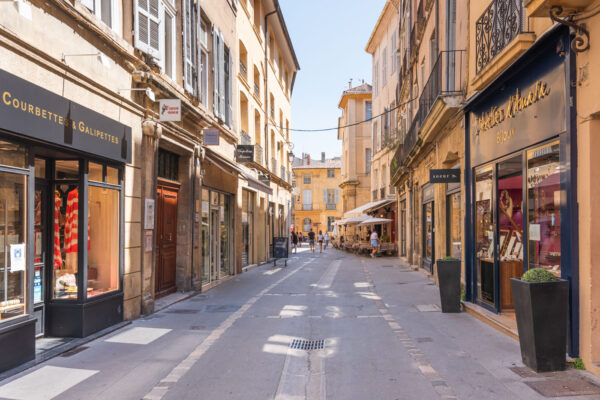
left=370, top=230, right=379, bottom=258
left=308, top=229, right=315, bottom=253
left=317, top=230, right=324, bottom=253
left=324, top=232, right=330, bottom=250
left=298, top=233, right=303, bottom=248
left=291, top=231, right=298, bottom=253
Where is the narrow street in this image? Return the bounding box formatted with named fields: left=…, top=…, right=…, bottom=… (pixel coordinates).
left=0, top=249, right=597, bottom=400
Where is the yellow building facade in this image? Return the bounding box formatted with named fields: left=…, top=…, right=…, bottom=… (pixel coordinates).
left=293, top=156, right=343, bottom=235
left=338, top=83, right=373, bottom=213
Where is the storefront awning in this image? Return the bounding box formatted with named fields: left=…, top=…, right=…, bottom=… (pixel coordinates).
left=204, top=148, right=244, bottom=176
left=343, top=199, right=393, bottom=218
left=359, top=217, right=392, bottom=226
left=363, top=199, right=395, bottom=214
left=241, top=171, right=273, bottom=195
left=344, top=215, right=370, bottom=224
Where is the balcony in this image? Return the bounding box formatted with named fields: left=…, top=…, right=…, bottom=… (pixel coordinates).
left=240, top=130, right=251, bottom=145
left=475, top=0, right=526, bottom=74
left=302, top=204, right=313, bottom=211
left=326, top=204, right=336, bottom=210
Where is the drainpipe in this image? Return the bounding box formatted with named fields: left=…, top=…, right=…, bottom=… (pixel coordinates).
left=264, top=3, right=279, bottom=259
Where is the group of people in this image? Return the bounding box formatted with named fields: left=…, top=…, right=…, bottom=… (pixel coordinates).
left=291, top=229, right=330, bottom=253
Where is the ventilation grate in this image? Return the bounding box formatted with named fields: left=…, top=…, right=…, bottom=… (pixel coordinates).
left=289, top=339, right=324, bottom=351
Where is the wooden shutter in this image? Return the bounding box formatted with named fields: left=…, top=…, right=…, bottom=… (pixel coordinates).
left=196, top=1, right=202, bottom=98
left=182, top=0, right=195, bottom=93
left=335, top=189, right=340, bottom=204
left=218, top=31, right=225, bottom=120
left=134, top=0, right=161, bottom=58
left=227, top=47, right=233, bottom=127
left=212, top=26, right=219, bottom=116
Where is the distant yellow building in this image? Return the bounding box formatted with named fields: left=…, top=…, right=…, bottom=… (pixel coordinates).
left=338, top=83, right=373, bottom=213
left=293, top=154, right=343, bottom=235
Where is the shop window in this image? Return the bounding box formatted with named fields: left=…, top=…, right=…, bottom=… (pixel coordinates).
left=53, top=182, right=80, bottom=299
left=55, top=160, right=79, bottom=180
left=201, top=189, right=210, bottom=283
left=107, top=167, right=119, bottom=185
left=327, top=169, right=335, bottom=178
left=0, top=172, right=27, bottom=320
left=87, top=186, right=120, bottom=297
left=0, top=140, right=27, bottom=169
left=35, top=158, right=47, bottom=179
left=89, top=162, right=103, bottom=182
left=158, top=149, right=179, bottom=181
left=400, top=200, right=406, bottom=256
left=475, top=166, right=494, bottom=305
left=527, top=140, right=561, bottom=277
left=447, top=192, right=461, bottom=259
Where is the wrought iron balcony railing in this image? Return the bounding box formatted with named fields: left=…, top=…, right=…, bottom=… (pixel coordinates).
left=326, top=204, right=336, bottom=210
left=241, top=130, right=251, bottom=145
left=240, top=61, right=248, bottom=81
left=415, top=50, right=465, bottom=127
left=475, top=0, right=526, bottom=74
left=302, top=204, right=313, bottom=211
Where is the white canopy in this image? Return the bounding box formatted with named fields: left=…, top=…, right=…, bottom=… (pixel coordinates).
left=344, top=215, right=370, bottom=224
left=359, top=217, right=392, bottom=226
left=343, top=199, right=393, bottom=218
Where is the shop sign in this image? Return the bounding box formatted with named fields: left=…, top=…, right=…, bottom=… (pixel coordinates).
left=468, top=39, right=567, bottom=166
left=203, top=129, right=220, bottom=145
left=159, top=99, right=181, bottom=121
left=430, top=169, right=460, bottom=183
left=235, top=145, right=254, bottom=163
left=0, top=68, right=132, bottom=163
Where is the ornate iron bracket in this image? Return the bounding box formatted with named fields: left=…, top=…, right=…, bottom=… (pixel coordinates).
left=549, top=5, right=590, bottom=52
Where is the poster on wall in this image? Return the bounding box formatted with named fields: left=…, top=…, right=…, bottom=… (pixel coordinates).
left=10, top=243, right=25, bottom=272
left=159, top=99, right=182, bottom=121
left=144, top=199, right=155, bottom=230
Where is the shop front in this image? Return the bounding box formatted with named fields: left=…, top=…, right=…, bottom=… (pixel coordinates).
left=0, top=68, right=131, bottom=372
left=422, top=184, right=434, bottom=273
left=464, top=28, right=578, bottom=353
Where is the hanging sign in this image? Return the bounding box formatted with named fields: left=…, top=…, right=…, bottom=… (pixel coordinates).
left=430, top=169, right=460, bottom=183
left=258, top=172, right=270, bottom=184
left=235, top=145, right=254, bottom=163
left=159, top=99, right=181, bottom=121
left=0, top=68, right=132, bottom=163
left=203, top=129, right=220, bottom=145
left=10, top=243, right=26, bottom=272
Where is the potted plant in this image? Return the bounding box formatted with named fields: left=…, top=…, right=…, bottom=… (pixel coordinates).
left=510, top=268, right=569, bottom=372
left=436, top=257, right=461, bottom=313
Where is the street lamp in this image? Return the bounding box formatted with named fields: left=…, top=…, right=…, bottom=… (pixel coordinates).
left=288, top=151, right=295, bottom=163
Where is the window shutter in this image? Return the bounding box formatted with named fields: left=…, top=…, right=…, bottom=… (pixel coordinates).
left=196, top=0, right=202, bottom=98
left=218, top=31, right=225, bottom=120
left=228, top=50, right=233, bottom=127
left=212, top=26, right=219, bottom=116
left=335, top=189, right=340, bottom=204
left=323, top=189, right=327, bottom=204
left=134, top=0, right=161, bottom=58
left=182, top=0, right=195, bottom=93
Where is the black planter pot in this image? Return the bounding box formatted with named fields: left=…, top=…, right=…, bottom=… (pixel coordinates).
left=436, top=259, right=461, bottom=313
left=510, top=278, right=569, bottom=372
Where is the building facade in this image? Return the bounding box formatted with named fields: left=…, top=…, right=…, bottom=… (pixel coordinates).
left=293, top=155, right=342, bottom=236
left=0, top=0, right=297, bottom=374
left=338, top=83, right=373, bottom=214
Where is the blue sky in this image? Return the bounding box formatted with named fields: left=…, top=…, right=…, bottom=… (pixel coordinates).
left=279, top=0, right=386, bottom=159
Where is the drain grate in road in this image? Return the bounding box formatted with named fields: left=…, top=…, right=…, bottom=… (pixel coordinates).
left=525, top=379, right=600, bottom=397
left=204, top=305, right=241, bottom=313
left=416, top=337, right=433, bottom=343
left=166, top=309, right=200, bottom=314
left=189, top=325, right=207, bottom=331
left=289, top=339, right=324, bottom=351
left=61, top=346, right=89, bottom=357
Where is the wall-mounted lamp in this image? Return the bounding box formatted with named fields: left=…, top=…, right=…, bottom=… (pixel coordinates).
left=287, top=151, right=295, bottom=163
left=62, top=52, right=111, bottom=68
left=119, top=87, right=155, bottom=102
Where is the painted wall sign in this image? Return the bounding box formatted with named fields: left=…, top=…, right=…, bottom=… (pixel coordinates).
left=430, top=169, right=460, bottom=183
left=203, top=129, right=220, bottom=145
left=235, top=145, right=254, bottom=163
left=0, top=68, right=132, bottom=163
left=468, top=40, right=567, bottom=166
left=159, top=99, right=181, bottom=121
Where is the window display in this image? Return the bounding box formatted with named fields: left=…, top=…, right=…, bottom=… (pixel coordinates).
left=0, top=172, right=27, bottom=320
left=447, top=192, right=461, bottom=259
left=53, top=184, right=80, bottom=299
left=475, top=166, right=494, bottom=305
left=527, top=141, right=561, bottom=276
left=87, top=186, right=119, bottom=297
left=201, top=189, right=210, bottom=283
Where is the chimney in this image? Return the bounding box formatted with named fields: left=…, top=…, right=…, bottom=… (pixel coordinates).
left=301, top=152, right=305, bottom=165
left=307, top=154, right=311, bottom=165
left=321, top=152, right=325, bottom=162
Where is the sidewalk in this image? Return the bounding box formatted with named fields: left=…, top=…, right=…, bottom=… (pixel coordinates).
left=361, top=254, right=600, bottom=399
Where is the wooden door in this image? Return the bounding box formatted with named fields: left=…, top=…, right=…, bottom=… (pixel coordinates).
left=155, top=182, right=179, bottom=297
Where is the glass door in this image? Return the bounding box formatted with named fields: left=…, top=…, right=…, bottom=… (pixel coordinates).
left=219, top=194, right=231, bottom=278
left=0, top=171, right=27, bottom=322
left=475, top=166, right=494, bottom=306
left=34, top=162, right=48, bottom=335
left=210, top=209, right=220, bottom=281
left=422, top=202, right=434, bottom=273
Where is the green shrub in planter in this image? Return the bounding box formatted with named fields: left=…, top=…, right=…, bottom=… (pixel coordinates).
left=521, top=268, right=558, bottom=283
